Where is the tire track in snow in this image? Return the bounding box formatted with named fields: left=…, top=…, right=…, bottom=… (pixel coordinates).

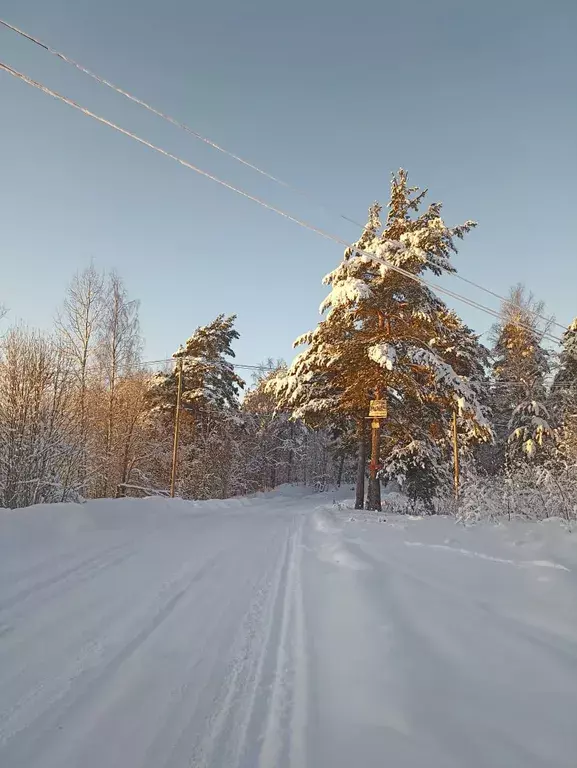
left=0, top=543, right=131, bottom=612
left=258, top=515, right=309, bottom=768
left=0, top=554, right=220, bottom=759
left=189, top=527, right=294, bottom=768
left=186, top=514, right=310, bottom=768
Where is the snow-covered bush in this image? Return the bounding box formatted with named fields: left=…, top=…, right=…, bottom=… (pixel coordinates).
left=457, top=463, right=577, bottom=523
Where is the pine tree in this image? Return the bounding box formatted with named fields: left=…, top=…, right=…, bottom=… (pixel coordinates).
left=149, top=315, right=244, bottom=413
left=146, top=314, right=245, bottom=498
left=271, top=170, right=490, bottom=511
left=178, top=314, right=245, bottom=412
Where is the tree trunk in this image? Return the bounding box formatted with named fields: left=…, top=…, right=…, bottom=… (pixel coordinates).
left=104, top=386, right=115, bottom=497
left=336, top=452, right=345, bottom=488
left=287, top=423, right=294, bottom=484
left=120, top=411, right=137, bottom=491
left=355, top=418, right=367, bottom=509
left=366, top=475, right=382, bottom=511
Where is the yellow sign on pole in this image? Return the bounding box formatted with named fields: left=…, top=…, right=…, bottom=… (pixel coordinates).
left=369, top=399, right=388, bottom=418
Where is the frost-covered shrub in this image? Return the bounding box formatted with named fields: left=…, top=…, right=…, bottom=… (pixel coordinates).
left=457, top=463, right=577, bottom=523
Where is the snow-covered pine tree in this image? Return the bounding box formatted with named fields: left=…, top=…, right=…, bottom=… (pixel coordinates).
left=550, top=318, right=577, bottom=463
left=146, top=314, right=245, bottom=498
left=490, top=285, right=552, bottom=469
left=353, top=190, right=491, bottom=510
left=272, top=170, right=490, bottom=511
left=148, top=314, right=244, bottom=414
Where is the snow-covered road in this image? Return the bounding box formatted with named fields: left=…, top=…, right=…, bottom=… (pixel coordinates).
left=1, top=489, right=576, bottom=767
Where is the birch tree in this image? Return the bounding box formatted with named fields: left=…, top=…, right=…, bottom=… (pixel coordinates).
left=96, top=272, right=142, bottom=496
left=55, top=263, right=104, bottom=488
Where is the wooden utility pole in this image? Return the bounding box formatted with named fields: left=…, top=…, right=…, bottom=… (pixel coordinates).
left=170, top=357, right=183, bottom=498
left=368, top=417, right=382, bottom=495
left=366, top=311, right=387, bottom=511
left=452, top=409, right=460, bottom=501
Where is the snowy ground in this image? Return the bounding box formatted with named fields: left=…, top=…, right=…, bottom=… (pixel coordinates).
left=1, top=488, right=576, bottom=768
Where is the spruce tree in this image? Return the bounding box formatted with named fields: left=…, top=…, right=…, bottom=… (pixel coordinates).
left=550, top=318, right=577, bottom=463
left=490, top=286, right=552, bottom=469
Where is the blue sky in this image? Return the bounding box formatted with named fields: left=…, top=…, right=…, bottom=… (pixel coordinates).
left=1, top=0, right=576, bottom=367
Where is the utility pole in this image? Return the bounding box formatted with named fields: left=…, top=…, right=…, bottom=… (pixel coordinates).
left=367, top=311, right=387, bottom=512
left=170, top=356, right=183, bottom=498
left=368, top=416, right=382, bottom=509
left=452, top=409, right=460, bottom=501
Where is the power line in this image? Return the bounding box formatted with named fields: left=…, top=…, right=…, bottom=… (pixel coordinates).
left=0, top=17, right=360, bottom=229
left=0, top=16, right=568, bottom=335
left=141, top=357, right=275, bottom=371
left=0, top=60, right=564, bottom=347
left=0, top=62, right=337, bottom=242
left=0, top=59, right=563, bottom=347
left=447, top=272, right=562, bottom=332
left=143, top=356, right=555, bottom=386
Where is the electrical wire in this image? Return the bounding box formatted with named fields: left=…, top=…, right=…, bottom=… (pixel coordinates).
left=0, top=17, right=360, bottom=229
left=141, top=359, right=552, bottom=388
left=0, top=60, right=565, bottom=347
left=0, top=62, right=339, bottom=243
left=0, top=16, right=568, bottom=334
left=141, top=358, right=275, bottom=370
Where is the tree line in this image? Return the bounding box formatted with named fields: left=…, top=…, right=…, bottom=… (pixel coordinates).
left=0, top=269, right=336, bottom=507
left=1, top=169, right=576, bottom=516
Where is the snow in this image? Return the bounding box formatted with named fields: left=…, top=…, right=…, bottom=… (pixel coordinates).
left=319, top=276, right=372, bottom=316
left=368, top=342, right=396, bottom=370
left=1, top=490, right=576, bottom=767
